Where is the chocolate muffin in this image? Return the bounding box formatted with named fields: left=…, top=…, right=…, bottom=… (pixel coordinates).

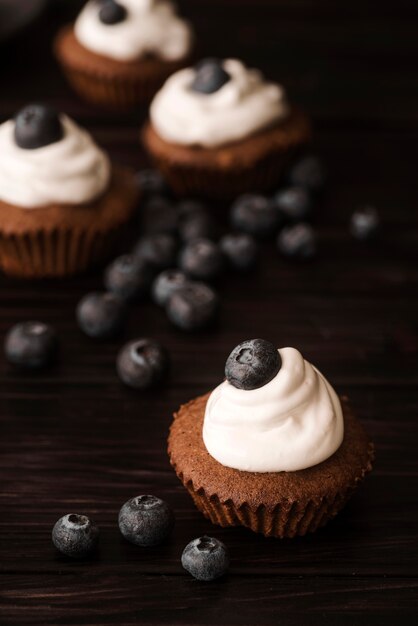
left=143, top=59, right=311, bottom=198
left=168, top=341, right=374, bottom=538
left=0, top=104, right=138, bottom=278
left=54, top=0, right=194, bottom=109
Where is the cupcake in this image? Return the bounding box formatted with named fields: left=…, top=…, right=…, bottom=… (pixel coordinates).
left=54, top=0, right=194, bottom=109
left=142, top=58, right=312, bottom=198
left=0, top=103, right=138, bottom=278
left=168, top=339, right=374, bottom=538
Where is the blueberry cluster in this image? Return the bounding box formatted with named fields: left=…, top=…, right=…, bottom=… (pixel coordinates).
left=52, top=496, right=229, bottom=581
left=229, top=154, right=326, bottom=259
left=76, top=170, right=264, bottom=343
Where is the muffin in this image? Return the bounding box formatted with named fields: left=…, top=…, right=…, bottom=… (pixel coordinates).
left=168, top=339, right=374, bottom=538
left=142, top=58, right=311, bottom=198
left=0, top=103, right=138, bottom=278
left=54, top=0, right=194, bottom=109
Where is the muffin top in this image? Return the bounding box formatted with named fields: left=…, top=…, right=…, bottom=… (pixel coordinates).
left=0, top=104, right=110, bottom=208
left=74, top=0, right=193, bottom=63
left=203, top=341, right=344, bottom=473
left=150, top=58, right=289, bottom=148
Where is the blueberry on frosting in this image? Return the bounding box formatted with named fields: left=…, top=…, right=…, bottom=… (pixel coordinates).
left=14, top=104, right=63, bottom=150
left=98, top=0, right=127, bottom=25
left=225, top=338, right=281, bottom=390
left=191, top=58, right=231, bottom=94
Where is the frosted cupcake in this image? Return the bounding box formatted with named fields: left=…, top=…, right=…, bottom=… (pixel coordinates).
left=168, top=339, right=374, bottom=538
left=54, top=0, right=194, bottom=109
left=143, top=58, right=311, bottom=198
left=0, top=103, right=138, bottom=278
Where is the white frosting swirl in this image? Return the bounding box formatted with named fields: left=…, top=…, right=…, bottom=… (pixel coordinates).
left=203, top=347, right=344, bottom=473
left=150, top=59, right=289, bottom=148
left=75, top=0, right=193, bottom=62
left=0, top=115, right=111, bottom=208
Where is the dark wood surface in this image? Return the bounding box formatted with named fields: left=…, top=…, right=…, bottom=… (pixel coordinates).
left=1, top=2, right=418, bottom=624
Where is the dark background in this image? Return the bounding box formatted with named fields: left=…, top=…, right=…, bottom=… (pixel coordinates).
left=1, top=1, right=418, bottom=624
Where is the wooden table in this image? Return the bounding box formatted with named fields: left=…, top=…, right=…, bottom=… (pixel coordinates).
left=1, top=2, right=417, bottom=624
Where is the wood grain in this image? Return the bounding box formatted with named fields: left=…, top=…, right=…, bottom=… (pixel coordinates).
left=0, top=1, right=417, bottom=624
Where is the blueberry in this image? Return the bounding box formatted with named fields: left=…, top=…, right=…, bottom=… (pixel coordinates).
left=5, top=321, right=58, bottom=369
left=178, top=210, right=216, bottom=243
left=134, top=234, right=178, bottom=271
left=220, top=233, right=258, bottom=271
left=231, top=194, right=281, bottom=238
left=225, top=338, right=281, bottom=390
left=98, top=0, right=127, bottom=25
left=116, top=338, right=169, bottom=389
left=277, top=223, right=317, bottom=259
left=179, top=238, right=223, bottom=281
left=104, top=254, right=154, bottom=301
left=76, top=292, right=127, bottom=339
left=274, top=186, right=312, bottom=222
left=118, top=495, right=174, bottom=547
left=191, top=58, right=231, bottom=94
left=14, top=103, right=63, bottom=150
left=181, top=536, right=230, bottom=581
left=152, top=269, right=190, bottom=307
left=350, top=205, right=379, bottom=240
left=52, top=514, right=99, bottom=558
left=142, top=196, right=178, bottom=235
left=135, top=169, right=169, bottom=198
left=288, top=155, right=326, bottom=192
left=167, top=282, right=218, bottom=331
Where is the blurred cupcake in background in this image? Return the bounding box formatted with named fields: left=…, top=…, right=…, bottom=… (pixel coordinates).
left=0, top=103, right=138, bottom=278
left=54, top=0, right=194, bottom=109
left=142, top=58, right=311, bottom=198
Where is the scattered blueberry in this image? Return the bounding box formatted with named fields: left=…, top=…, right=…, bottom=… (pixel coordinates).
left=225, top=338, right=281, bottom=390
left=167, top=282, right=218, bottom=331
left=134, top=234, right=178, bottom=271
left=191, top=58, right=230, bottom=94
left=220, top=233, right=258, bottom=271
left=152, top=269, right=190, bottom=307
left=116, top=338, right=169, bottom=389
left=231, top=194, right=281, bottom=238
left=118, top=495, right=174, bottom=547
left=181, top=536, right=230, bottom=581
left=274, top=186, right=312, bottom=222
left=14, top=103, right=63, bottom=150
left=179, top=238, right=223, bottom=281
left=277, top=223, right=317, bottom=259
left=5, top=321, right=58, bottom=369
left=104, top=254, right=154, bottom=301
left=135, top=169, right=169, bottom=198
left=141, top=196, right=178, bottom=235
left=98, top=0, right=127, bottom=25
left=288, top=155, right=326, bottom=192
left=76, top=292, right=127, bottom=339
left=52, top=514, right=99, bottom=558
left=350, top=205, right=379, bottom=240
left=178, top=210, right=216, bottom=243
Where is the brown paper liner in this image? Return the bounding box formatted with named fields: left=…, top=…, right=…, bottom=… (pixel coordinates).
left=142, top=109, right=312, bottom=198
left=168, top=393, right=374, bottom=538
left=0, top=166, right=138, bottom=278
left=54, top=26, right=192, bottom=109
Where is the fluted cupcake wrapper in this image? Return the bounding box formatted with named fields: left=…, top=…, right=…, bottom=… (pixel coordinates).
left=60, top=65, right=166, bottom=110
left=184, top=478, right=364, bottom=538
left=0, top=224, right=126, bottom=278
left=172, top=443, right=374, bottom=538
left=147, top=147, right=301, bottom=199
